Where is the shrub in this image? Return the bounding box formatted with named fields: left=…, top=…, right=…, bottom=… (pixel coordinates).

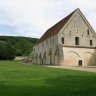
left=0, top=41, right=16, bottom=60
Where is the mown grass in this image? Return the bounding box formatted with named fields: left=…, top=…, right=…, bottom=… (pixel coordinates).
left=0, top=61, right=96, bottom=96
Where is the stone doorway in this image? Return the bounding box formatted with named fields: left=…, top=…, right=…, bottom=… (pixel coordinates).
left=78, top=60, right=82, bottom=66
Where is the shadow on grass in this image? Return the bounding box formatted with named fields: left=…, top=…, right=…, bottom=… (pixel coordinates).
left=0, top=76, right=96, bottom=96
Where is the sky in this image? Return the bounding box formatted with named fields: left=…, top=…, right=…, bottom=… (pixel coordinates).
left=0, top=0, right=96, bottom=38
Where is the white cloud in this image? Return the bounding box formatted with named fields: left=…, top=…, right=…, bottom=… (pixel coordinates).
left=0, top=0, right=96, bottom=38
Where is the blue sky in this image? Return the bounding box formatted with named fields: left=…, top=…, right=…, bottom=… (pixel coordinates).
left=0, top=0, right=96, bottom=38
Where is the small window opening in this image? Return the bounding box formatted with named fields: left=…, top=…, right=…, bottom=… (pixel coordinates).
left=75, top=37, right=79, bottom=45
left=87, top=29, right=90, bottom=35
left=61, top=37, right=64, bottom=44
left=90, top=40, right=93, bottom=46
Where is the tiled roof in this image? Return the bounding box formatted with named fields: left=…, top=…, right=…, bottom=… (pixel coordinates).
left=37, top=9, right=76, bottom=44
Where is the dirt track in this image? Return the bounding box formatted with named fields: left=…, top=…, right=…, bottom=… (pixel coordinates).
left=48, top=66, right=96, bottom=73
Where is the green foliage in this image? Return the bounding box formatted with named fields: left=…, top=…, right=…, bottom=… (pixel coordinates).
left=15, top=38, right=32, bottom=56
left=0, top=61, right=96, bottom=96
left=0, top=42, right=16, bottom=60
left=0, top=36, right=38, bottom=56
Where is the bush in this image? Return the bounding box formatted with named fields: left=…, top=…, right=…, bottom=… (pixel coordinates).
left=0, top=41, right=16, bottom=60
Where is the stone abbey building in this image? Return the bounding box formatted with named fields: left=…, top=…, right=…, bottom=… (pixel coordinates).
left=32, top=8, right=96, bottom=66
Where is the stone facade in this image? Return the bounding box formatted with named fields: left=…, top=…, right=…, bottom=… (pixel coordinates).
left=32, top=8, right=96, bottom=66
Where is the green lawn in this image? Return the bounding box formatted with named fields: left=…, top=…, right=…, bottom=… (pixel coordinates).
left=0, top=61, right=96, bottom=96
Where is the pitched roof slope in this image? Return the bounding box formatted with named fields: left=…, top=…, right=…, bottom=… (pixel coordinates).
left=37, top=9, right=76, bottom=44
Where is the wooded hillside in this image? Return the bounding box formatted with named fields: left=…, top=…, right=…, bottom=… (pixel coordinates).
left=0, top=36, right=38, bottom=56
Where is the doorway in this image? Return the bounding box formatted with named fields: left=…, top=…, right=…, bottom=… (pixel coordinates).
left=78, top=60, right=82, bottom=66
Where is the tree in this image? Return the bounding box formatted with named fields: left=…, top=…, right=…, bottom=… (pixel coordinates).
left=15, top=38, right=33, bottom=56
left=0, top=41, right=16, bottom=60
left=0, top=36, right=38, bottom=56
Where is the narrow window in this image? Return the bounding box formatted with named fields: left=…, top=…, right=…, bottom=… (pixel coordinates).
left=61, top=37, right=64, bottom=44
left=90, top=40, right=92, bottom=46
left=75, top=37, right=79, bottom=45
left=87, top=29, right=90, bottom=35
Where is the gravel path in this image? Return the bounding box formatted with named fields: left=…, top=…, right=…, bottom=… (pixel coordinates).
left=48, top=66, right=96, bottom=73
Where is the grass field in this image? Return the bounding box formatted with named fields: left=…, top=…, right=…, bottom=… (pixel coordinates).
left=0, top=61, right=96, bottom=96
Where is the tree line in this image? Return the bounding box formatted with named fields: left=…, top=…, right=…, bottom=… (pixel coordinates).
left=0, top=36, right=38, bottom=60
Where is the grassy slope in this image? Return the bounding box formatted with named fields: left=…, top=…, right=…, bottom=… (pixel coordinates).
left=0, top=61, right=96, bottom=96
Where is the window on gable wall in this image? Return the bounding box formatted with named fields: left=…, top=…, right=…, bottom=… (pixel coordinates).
left=61, top=37, right=64, bottom=44
left=90, top=40, right=93, bottom=46
left=87, top=29, right=90, bottom=35
left=75, top=37, right=79, bottom=45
